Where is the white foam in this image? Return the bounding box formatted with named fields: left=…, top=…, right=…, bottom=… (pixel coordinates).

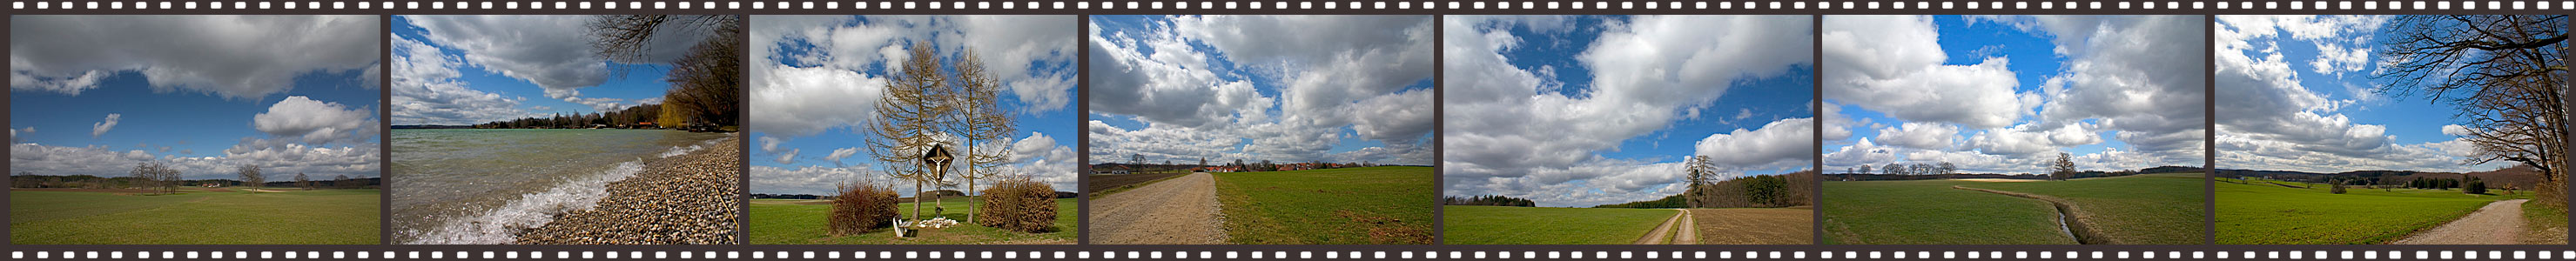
left=659, top=144, right=703, bottom=158
left=402, top=160, right=645, bottom=244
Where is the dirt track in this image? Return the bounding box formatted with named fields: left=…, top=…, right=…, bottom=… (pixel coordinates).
left=1634, top=210, right=1685, bottom=244
left=2395, top=199, right=2528, bottom=244
left=1091, top=172, right=1227, bottom=244
left=1671, top=210, right=1698, bottom=244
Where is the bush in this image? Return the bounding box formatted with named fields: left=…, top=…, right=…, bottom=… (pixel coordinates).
left=828, top=181, right=901, bottom=237
left=2330, top=182, right=2348, bottom=194
left=977, top=176, right=1058, bottom=233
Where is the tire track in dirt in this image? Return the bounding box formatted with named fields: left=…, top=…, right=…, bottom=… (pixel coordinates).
left=1634, top=210, right=1684, bottom=244
left=1672, top=210, right=1698, bottom=244
left=1091, top=172, right=1227, bottom=244
left=2395, top=199, right=2528, bottom=244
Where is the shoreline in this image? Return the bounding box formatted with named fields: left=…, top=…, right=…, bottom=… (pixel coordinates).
left=514, top=136, right=743, bottom=244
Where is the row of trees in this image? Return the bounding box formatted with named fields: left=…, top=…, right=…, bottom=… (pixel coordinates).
left=1116, top=154, right=1382, bottom=172
left=474, top=104, right=664, bottom=130
left=1441, top=195, right=1537, bottom=207
left=2404, top=177, right=2492, bottom=194
left=1679, top=156, right=1816, bottom=208
left=12, top=164, right=368, bottom=191
left=1839, top=151, right=2082, bottom=180
left=127, top=162, right=182, bottom=194
left=1846, top=162, right=1965, bottom=177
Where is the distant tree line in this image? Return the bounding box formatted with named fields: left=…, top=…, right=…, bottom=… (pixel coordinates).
left=474, top=104, right=664, bottom=130
left=10, top=171, right=376, bottom=190
left=1443, top=195, right=1537, bottom=207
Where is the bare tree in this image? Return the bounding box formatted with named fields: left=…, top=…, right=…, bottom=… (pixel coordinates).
left=294, top=172, right=312, bottom=191
left=1938, top=162, right=1960, bottom=179
left=1858, top=164, right=1872, bottom=175
left=130, top=162, right=178, bottom=195
left=589, top=15, right=743, bottom=128
left=1682, top=156, right=1714, bottom=208
left=867, top=41, right=955, bottom=221
left=235, top=164, right=263, bottom=189
left=2052, top=151, right=2077, bottom=180
left=949, top=50, right=1017, bottom=224
left=2373, top=15, right=2567, bottom=206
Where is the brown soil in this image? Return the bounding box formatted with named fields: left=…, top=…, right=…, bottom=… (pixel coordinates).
left=1086, top=172, right=1189, bottom=196
left=2395, top=199, right=2528, bottom=244
left=1090, top=172, right=1226, bottom=244
left=1687, top=208, right=1814, bottom=244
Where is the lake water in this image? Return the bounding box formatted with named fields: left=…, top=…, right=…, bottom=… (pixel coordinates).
left=389, top=129, right=730, bottom=244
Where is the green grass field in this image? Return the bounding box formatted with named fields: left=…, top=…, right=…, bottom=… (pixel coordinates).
left=2524, top=202, right=2569, bottom=244
left=10, top=189, right=380, bottom=244
left=749, top=197, right=1077, bottom=244
left=1822, top=179, right=2071, bottom=244
left=1214, top=166, right=1435, bottom=244
left=1444, top=206, right=1675, bottom=244
left=2217, top=177, right=2519, bottom=244
left=1953, top=173, right=2206, bottom=244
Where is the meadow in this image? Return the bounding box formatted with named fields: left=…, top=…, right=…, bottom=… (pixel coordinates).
left=1822, top=179, right=2072, bottom=244
left=1444, top=206, right=1677, bottom=244
left=2216, top=177, right=2519, bottom=244
left=10, top=188, right=380, bottom=244
left=1213, top=166, right=1435, bottom=244
left=749, top=197, right=1077, bottom=244
left=1951, top=172, right=2206, bottom=244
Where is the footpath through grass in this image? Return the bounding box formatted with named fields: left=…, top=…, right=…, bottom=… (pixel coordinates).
left=10, top=189, right=380, bottom=244
left=1214, top=166, right=1435, bottom=244
left=2217, top=177, right=2516, bottom=244
left=1954, top=173, right=2206, bottom=244
left=1823, top=179, right=2070, bottom=244
left=749, top=197, right=1078, bottom=244
left=1444, top=205, right=1676, bottom=244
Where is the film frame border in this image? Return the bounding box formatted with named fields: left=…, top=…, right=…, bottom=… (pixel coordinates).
left=0, top=1, right=2566, bottom=260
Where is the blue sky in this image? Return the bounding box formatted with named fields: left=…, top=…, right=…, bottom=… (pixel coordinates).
left=11, top=16, right=382, bottom=180
left=1443, top=16, right=1815, bottom=207
left=391, top=16, right=690, bottom=125
left=2214, top=15, right=2506, bottom=173
left=1822, top=16, right=2206, bottom=175
left=746, top=16, right=1081, bottom=196
left=1086, top=16, right=1436, bottom=168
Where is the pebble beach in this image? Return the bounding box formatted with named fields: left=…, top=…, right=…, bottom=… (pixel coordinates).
left=514, top=136, right=743, bottom=244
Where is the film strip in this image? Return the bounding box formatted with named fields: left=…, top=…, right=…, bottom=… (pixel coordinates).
left=3, top=1, right=2573, bottom=260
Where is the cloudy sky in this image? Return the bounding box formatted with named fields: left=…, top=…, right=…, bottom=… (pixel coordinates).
left=1086, top=16, right=1436, bottom=167
left=11, top=16, right=382, bottom=180
left=2214, top=15, right=2509, bottom=173
left=1822, top=16, right=2206, bottom=175
left=1442, top=16, right=1815, bottom=208
left=391, top=15, right=710, bottom=126
left=747, top=16, right=1080, bottom=196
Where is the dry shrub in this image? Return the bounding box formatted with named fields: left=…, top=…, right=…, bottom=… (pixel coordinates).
left=829, top=180, right=901, bottom=236
left=977, top=175, right=1058, bottom=233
